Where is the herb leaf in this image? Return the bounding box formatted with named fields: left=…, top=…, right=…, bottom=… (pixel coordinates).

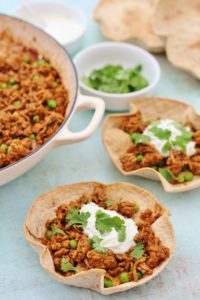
left=89, top=236, right=107, bottom=253
left=130, top=242, right=145, bottom=259
left=134, top=134, right=151, bottom=145
left=61, top=258, right=77, bottom=273
left=81, top=64, right=148, bottom=94
left=162, top=141, right=172, bottom=153
left=66, top=208, right=90, bottom=228
left=95, top=210, right=126, bottom=242
left=150, top=127, right=171, bottom=140
left=105, top=199, right=120, bottom=207
left=159, top=168, right=174, bottom=183
left=50, top=224, right=66, bottom=236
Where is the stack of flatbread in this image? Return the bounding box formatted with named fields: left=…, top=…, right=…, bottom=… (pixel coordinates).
left=94, top=0, right=200, bottom=79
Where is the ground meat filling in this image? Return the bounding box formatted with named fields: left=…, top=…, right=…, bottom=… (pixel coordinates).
left=42, top=185, right=169, bottom=286
left=119, top=112, right=200, bottom=184
left=0, top=31, right=69, bottom=168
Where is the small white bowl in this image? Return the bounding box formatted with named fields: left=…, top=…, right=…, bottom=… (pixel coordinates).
left=74, top=42, right=161, bottom=111
left=12, top=1, right=87, bottom=55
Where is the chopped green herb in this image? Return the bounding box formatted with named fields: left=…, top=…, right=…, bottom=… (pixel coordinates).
left=135, top=134, right=151, bottom=146
left=130, top=241, right=145, bottom=259
left=136, top=154, right=143, bottom=162
left=61, top=258, right=77, bottom=273
left=89, top=236, right=107, bottom=253
left=159, top=168, right=174, bottom=183
left=37, top=59, right=46, bottom=66
left=104, top=278, right=113, bottom=288
left=162, top=141, right=172, bottom=153
left=50, top=224, right=66, bottom=236
left=137, top=270, right=143, bottom=280
left=95, top=210, right=126, bottom=242
left=134, top=203, right=140, bottom=213
left=150, top=127, right=171, bottom=140
left=66, top=207, right=90, bottom=228
left=82, top=64, right=148, bottom=94
left=46, top=230, right=52, bottom=240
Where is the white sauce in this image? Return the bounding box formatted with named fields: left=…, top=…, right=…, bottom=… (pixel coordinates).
left=80, top=202, right=138, bottom=254
left=17, top=11, right=82, bottom=45
left=143, top=119, right=196, bottom=157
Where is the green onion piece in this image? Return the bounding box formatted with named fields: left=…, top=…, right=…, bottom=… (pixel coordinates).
left=177, top=173, right=185, bottom=183
left=23, top=55, right=31, bottom=63
left=137, top=270, right=143, bottom=280
left=131, top=133, right=140, bottom=143
left=46, top=230, right=52, bottom=240
left=9, top=78, right=15, bottom=85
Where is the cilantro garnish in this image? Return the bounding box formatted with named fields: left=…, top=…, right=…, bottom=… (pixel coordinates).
left=131, top=133, right=151, bottom=145
left=150, top=126, right=171, bottom=140
left=89, top=236, right=107, bottom=253
left=159, top=168, right=174, bottom=183
left=66, top=207, right=90, bottom=228
left=95, top=210, right=126, bottom=242
left=130, top=241, right=145, bottom=259
left=61, top=258, right=77, bottom=273
left=162, top=141, right=172, bottom=153
left=50, top=224, right=66, bottom=236
left=81, top=64, right=148, bottom=94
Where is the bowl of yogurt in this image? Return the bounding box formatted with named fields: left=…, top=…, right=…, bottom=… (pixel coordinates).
left=12, top=1, right=87, bottom=55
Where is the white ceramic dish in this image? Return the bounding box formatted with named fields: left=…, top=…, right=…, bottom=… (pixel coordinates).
left=13, top=1, right=87, bottom=55
left=74, top=42, right=161, bottom=111
left=0, top=14, right=105, bottom=186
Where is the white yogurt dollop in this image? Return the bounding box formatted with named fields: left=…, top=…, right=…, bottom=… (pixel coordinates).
left=80, top=202, right=138, bottom=254
left=143, top=119, right=196, bottom=157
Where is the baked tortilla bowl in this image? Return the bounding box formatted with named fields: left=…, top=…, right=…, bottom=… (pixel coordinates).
left=102, top=97, right=200, bottom=193
left=24, top=182, right=175, bottom=295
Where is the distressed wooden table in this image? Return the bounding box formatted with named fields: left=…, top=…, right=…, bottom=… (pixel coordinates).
left=0, top=1, right=200, bottom=300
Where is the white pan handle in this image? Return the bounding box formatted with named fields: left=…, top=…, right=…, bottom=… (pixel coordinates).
left=54, top=94, right=105, bottom=146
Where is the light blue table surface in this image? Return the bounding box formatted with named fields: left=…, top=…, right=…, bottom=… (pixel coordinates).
left=0, top=1, right=200, bottom=299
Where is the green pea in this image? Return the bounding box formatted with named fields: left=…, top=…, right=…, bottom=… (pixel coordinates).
left=30, top=134, right=36, bottom=141
left=12, top=84, right=19, bottom=90
left=7, top=146, right=12, bottom=153
left=14, top=100, right=21, bottom=107
left=137, top=270, right=143, bottom=280
left=119, top=272, right=129, bottom=283
left=23, top=56, right=31, bottom=63
left=69, top=240, right=77, bottom=249
left=0, top=144, right=6, bottom=150
left=131, top=132, right=139, bottom=143
left=136, top=154, right=143, bottom=162
left=177, top=173, right=185, bottom=183
left=37, top=59, right=46, bottom=66
left=1, top=83, right=7, bottom=89
left=46, top=230, right=52, bottom=240
left=47, top=99, right=57, bottom=109
left=9, top=78, right=15, bottom=85
left=184, top=172, right=193, bottom=182
left=32, top=115, right=40, bottom=123
left=104, top=278, right=113, bottom=288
